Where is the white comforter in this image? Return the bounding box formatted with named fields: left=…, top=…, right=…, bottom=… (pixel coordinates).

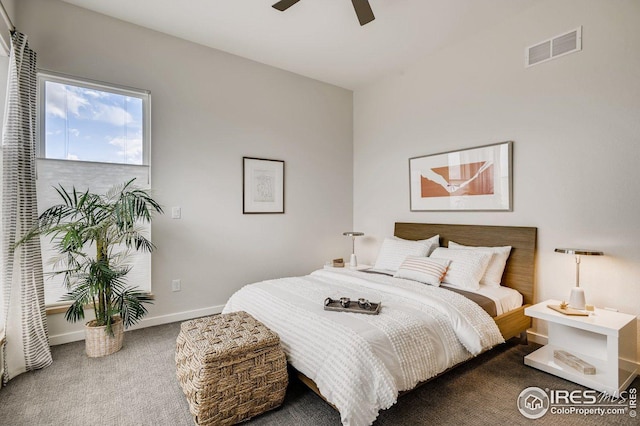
left=222, top=268, right=504, bottom=426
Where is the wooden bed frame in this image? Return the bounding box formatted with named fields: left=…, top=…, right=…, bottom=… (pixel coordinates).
left=297, top=222, right=537, bottom=406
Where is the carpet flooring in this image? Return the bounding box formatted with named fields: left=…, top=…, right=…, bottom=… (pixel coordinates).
left=0, top=321, right=637, bottom=426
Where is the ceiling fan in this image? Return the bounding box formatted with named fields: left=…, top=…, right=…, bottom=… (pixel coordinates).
left=272, top=0, right=375, bottom=26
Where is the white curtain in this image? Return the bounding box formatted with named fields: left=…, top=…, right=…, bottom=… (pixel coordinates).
left=1, top=32, right=52, bottom=384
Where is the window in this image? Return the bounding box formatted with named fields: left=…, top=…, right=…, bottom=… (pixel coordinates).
left=37, top=72, right=152, bottom=306
left=39, top=71, right=150, bottom=165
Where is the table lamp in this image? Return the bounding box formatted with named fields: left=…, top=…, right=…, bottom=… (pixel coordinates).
left=343, top=232, right=364, bottom=267
left=554, top=248, right=603, bottom=309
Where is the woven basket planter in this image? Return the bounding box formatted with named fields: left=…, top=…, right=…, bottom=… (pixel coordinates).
left=85, top=317, right=124, bottom=358
left=176, top=311, right=288, bottom=426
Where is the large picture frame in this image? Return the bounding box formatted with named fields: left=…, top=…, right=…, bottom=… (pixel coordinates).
left=409, top=141, right=513, bottom=211
left=243, top=157, right=285, bottom=214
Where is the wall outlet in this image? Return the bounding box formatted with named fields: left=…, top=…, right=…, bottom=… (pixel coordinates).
left=171, top=279, right=181, bottom=292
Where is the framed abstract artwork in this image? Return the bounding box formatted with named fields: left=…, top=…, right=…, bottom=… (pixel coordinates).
left=243, top=157, right=285, bottom=214
left=409, top=141, right=513, bottom=211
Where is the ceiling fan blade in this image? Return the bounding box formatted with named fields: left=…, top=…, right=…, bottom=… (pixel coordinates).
left=272, top=0, right=302, bottom=12
left=351, top=0, right=375, bottom=26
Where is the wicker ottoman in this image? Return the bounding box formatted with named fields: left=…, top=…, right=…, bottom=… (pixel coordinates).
left=175, top=311, right=288, bottom=426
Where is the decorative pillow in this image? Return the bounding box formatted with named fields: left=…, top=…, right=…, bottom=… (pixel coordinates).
left=394, top=256, right=451, bottom=286
left=429, top=248, right=492, bottom=290
left=448, top=241, right=512, bottom=287
left=373, top=236, right=437, bottom=272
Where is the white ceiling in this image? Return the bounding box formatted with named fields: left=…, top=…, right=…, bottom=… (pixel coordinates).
left=60, top=0, right=538, bottom=90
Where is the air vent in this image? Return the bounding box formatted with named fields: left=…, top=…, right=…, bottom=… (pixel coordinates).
left=526, top=26, right=582, bottom=67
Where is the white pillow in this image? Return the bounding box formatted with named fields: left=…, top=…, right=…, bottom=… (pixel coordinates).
left=394, top=256, right=451, bottom=286
left=448, top=241, right=512, bottom=287
left=373, top=236, right=438, bottom=272
left=393, top=235, right=440, bottom=256
left=429, top=248, right=492, bottom=290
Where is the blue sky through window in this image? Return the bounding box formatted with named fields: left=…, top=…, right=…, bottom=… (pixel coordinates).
left=44, top=81, right=144, bottom=165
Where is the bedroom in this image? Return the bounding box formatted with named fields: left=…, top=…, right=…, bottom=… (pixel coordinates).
left=0, top=0, right=638, bottom=425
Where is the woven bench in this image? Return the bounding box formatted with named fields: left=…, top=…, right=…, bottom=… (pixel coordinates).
left=176, top=311, right=288, bottom=426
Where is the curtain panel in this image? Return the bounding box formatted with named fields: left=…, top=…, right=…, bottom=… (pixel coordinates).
left=1, top=31, right=52, bottom=384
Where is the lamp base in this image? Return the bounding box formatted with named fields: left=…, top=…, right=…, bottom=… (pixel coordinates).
left=350, top=253, right=358, bottom=268
left=569, top=287, right=586, bottom=310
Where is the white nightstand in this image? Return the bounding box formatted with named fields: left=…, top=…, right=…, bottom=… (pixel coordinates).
left=525, top=300, right=638, bottom=396
left=323, top=264, right=371, bottom=271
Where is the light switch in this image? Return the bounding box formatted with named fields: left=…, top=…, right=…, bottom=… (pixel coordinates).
left=171, top=279, right=181, bottom=292
left=171, top=206, right=181, bottom=219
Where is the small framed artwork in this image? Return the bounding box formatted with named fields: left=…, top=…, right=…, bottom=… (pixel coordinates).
left=409, top=141, right=513, bottom=211
left=243, top=157, right=285, bottom=214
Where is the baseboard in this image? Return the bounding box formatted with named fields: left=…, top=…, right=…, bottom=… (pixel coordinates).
left=48, top=304, right=225, bottom=346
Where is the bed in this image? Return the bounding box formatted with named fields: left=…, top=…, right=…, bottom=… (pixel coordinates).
left=223, top=223, right=537, bottom=426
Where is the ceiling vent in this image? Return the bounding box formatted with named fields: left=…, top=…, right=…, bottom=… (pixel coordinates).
left=526, top=26, right=582, bottom=67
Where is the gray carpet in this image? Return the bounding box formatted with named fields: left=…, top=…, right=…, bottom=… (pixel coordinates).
left=0, top=321, right=637, bottom=426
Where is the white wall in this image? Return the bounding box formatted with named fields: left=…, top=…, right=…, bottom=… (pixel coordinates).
left=16, top=0, right=354, bottom=342
left=353, top=0, right=640, bottom=348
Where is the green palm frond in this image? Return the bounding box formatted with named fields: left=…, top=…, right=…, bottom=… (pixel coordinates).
left=117, top=288, right=153, bottom=328
left=61, top=276, right=94, bottom=323
left=105, top=179, right=133, bottom=201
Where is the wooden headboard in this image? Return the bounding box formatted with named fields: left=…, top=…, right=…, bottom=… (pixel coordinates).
left=394, top=223, right=537, bottom=305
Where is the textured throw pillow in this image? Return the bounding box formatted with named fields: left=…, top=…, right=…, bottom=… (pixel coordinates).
left=429, top=248, right=492, bottom=290
left=394, top=256, right=451, bottom=286
left=373, top=236, right=437, bottom=272
left=448, top=241, right=512, bottom=287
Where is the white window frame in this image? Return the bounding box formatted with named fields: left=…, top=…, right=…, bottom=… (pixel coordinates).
left=37, top=70, right=151, bottom=166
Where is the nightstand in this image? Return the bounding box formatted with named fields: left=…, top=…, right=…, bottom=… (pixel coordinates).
left=525, top=300, right=638, bottom=396
left=323, top=264, right=371, bottom=271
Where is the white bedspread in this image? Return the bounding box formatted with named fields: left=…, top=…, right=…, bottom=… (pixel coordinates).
left=222, top=268, right=504, bottom=426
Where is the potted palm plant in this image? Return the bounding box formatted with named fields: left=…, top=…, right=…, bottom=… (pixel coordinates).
left=20, top=179, right=163, bottom=357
